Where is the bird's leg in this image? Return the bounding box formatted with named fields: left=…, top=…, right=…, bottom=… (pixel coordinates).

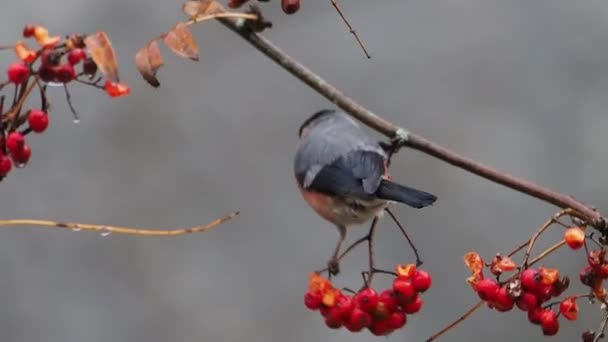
left=328, top=224, right=347, bottom=276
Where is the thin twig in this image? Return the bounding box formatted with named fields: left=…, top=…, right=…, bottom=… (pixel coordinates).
left=424, top=300, right=484, bottom=342
left=364, top=216, right=379, bottom=287
left=328, top=0, right=370, bottom=58
left=216, top=16, right=606, bottom=231
left=0, top=212, right=238, bottom=236
left=63, top=84, right=80, bottom=122
left=384, top=207, right=422, bottom=266
left=594, top=311, right=608, bottom=342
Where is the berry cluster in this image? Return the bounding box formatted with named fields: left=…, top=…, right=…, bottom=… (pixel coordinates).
left=304, top=264, right=431, bottom=336
left=0, top=113, right=48, bottom=176
left=227, top=0, right=300, bottom=15
left=0, top=25, right=130, bottom=180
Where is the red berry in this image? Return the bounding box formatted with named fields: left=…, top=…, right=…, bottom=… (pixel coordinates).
left=520, top=268, right=541, bottom=292
left=474, top=278, right=499, bottom=302
left=23, top=24, right=36, bottom=38
left=493, top=286, right=514, bottom=312
left=319, top=305, right=331, bottom=317
left=564, top=227, right=585, bottom=250
left=11, top=144, right=31, bottom=165
left=369, top=319, right=392, bottom=336
left=304, top=291, right=322, bottom=310
left=401, top=295, right=423, bottom=314
left=344, top=308, right=371, bottom=332
left=412, top=270, right=432, bottom=293
left=354, top=288, right=378, bottom=312
left=600, top=264, right=608, bottom=279
left=67, top=48, right=86, bottom=65
left=535, top=283, right=553, bottom=303
left=393, top=278, right=415, bottom=302
left=281, top=0, right=300, bottom=14
left=528, top=307, right=543, bottom=325
left=324, top=313, right=342, bottom=329
left=539, top=309, right=559, bottom=336
left=387, top=311, right=406, bottom=330
left=6, top=132, right=25, bottom=152
left=0, top=154, right=12, bottom=176
left=516, top=292, right=539, bottom=312
left=55, top=64, right=75, bottom=83
left=27, top=109, right=49, bottom=133
left=379, top=290, right=400, bottom=312
left=333, top=294, right=354, bottom=320
left=7, top=62, right=29, bottom=84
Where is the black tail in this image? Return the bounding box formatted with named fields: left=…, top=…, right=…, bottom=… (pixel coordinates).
left=376, top=180, right=437, bottom=208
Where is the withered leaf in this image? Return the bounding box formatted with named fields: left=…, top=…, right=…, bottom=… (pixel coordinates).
left=162, top=23, right=199, bottom=61
left=182, top=0, right=224, bottom=18
left=84, top=32, right=120, bottom=83
left=135, top=40, right=164, bottom=88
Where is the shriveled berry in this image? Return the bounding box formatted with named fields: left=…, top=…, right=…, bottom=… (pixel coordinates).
left=40, top=49, right=62, bottom=67
left=516, top=291, right=539, bottom=312
left=493, top=286, right=514, bottom=312
left=344, top=308, right=371, bottom=332
left=369, top=319, right=392, bottom=336
left=67, top=48, right=86, bottom=65
left=412, top=269, right=432, bottom=293
left=27, top=109, right=49, bottom=133
left=379, top=289, right=400, bottom=312
left=401, top=295, right=423, bottom=314
left=474, top=278, right=499, bottom=302
left=82, top=57, right=97, bottom=77
left=7, top=62, right=29, bottom=84
left=38, top=66, right=56, bottom=82
left=393, top=278, right=415, bottom=302
left=304, top=291, right=322, bottom=310
left=539, top=309, right=559, bottom=336
left=54, top=64, right=75, bottom=83
left=564, top=227, right=585, bottom=250
left=387, top=311, right=406, bottom=330
left=23, top=24, right=36, bottom=38
left=6, top=132, right=25, bottom=152
left=520, top=268, right=541, bottom=292
left=372, top=301, right=392, bottom=320
left=11, top=144, right=31, bottom=165
left=227, top=0, right=250, bottom=8
left=281, top=0, right=300, bottom=14
left=0, top=154, right=12, bottom=176
left=600, top=265, right=608, bottom=279
left=580, top=265, right=596, bottom=286
left=354, top=288, right=378, bottom=312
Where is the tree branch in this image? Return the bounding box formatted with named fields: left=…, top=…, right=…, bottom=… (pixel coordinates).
left=216, top=16, right=606, bottom=232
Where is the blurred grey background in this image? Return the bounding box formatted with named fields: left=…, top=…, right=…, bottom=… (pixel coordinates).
left=1, top=0, right=607, bottom=341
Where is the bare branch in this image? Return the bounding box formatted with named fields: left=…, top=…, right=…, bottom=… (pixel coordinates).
left=329, top=0, right=370, bottom=58
left=216, top=15, right=606, bottom=232
left=0, top=211, right=238, bottom=236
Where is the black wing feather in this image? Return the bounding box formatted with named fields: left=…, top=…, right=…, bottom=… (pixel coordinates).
left=307, top=150, right=385, bottom=200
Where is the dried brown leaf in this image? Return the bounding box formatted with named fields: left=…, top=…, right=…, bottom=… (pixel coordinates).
left=162, top=23, right=199, bottom=61
left=84, top=32, right=120, bottom=83
left=182, top=0, right=224, bottom=18
left=135, top=40, right=164, bottom=88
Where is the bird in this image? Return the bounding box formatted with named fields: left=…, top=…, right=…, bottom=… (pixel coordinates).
left=293, top=109, right=437, bottom=274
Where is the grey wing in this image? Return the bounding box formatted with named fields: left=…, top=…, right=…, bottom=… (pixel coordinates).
left=294, top=118, right=386, bottom=193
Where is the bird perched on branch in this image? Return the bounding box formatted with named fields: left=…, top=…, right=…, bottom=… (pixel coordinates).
left=294, top=109, right=437, bottom=274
